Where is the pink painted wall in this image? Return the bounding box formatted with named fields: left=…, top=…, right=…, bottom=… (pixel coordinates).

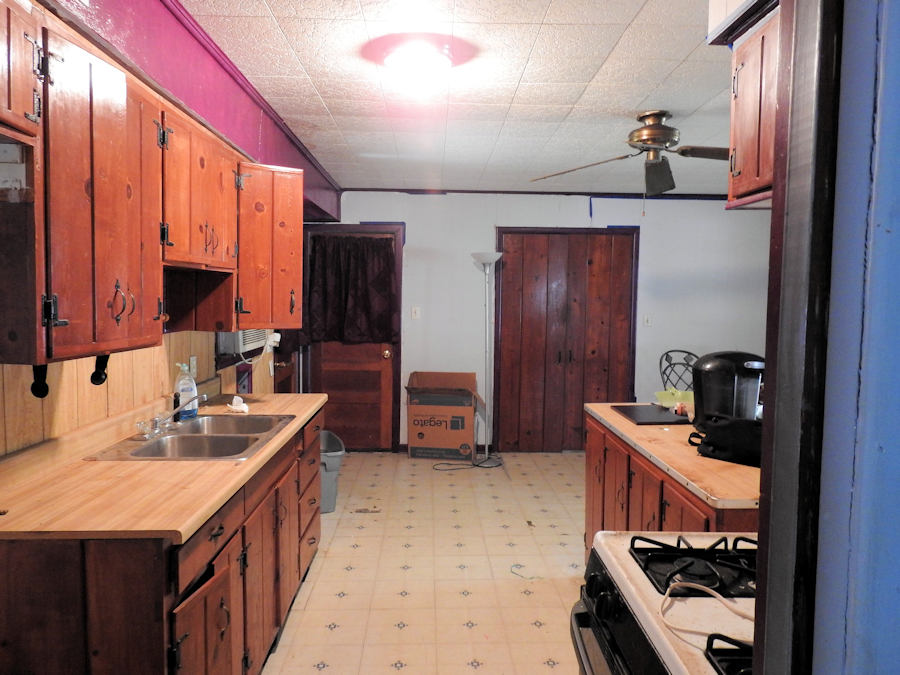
left=44, top=0, right=340, bottom=220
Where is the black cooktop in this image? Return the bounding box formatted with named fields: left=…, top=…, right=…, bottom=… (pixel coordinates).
left=629, top=534, right=758, bottom=598
left=705, top=633, right=754, bottom=675
left=611, top=404, right=692, bottom=425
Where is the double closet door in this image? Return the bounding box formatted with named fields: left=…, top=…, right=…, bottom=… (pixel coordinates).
left=496, top=228, right=638, bottom=452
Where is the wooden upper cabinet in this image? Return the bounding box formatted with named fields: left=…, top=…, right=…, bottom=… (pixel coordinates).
left=43, top=28, right=161, bottom=360
left=161, top=103, right=237, bottom=271
left=727, top=9, right=779, bottom=205
left=236, top=162, right=303, bottom=329
left=0, top=0, right=41, bottom=135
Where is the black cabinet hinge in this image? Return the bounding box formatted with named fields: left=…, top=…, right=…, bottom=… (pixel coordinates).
left=235, top=297, right=251, bottom=315
left=238, top=545, right=249, bottom=575
left=242, top=649, right=253, bottom=673
left=153, top=120, right=173, bottom=149
left=41, top=294, right=69, bottom=327
left=234, top=170, right=251, bottom=190
left=169, top=632, right=189, bottom=671
left=160, top=222, right=175, bottom=247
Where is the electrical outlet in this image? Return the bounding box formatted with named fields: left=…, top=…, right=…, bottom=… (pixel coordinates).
left=189, top=355, right=198, bottom=378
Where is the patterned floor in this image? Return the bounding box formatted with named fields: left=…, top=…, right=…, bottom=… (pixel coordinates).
left=261, top=450, right=586, bottom=674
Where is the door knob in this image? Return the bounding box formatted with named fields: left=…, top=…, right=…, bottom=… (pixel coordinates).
left=382, top=349, right=392, bottom=359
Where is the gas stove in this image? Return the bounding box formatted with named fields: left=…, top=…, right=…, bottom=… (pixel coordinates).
left=571, top=531, right=756, bottom=675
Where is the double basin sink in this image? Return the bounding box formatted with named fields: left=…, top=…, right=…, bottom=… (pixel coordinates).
left=86, top=414, right=295, bottom=461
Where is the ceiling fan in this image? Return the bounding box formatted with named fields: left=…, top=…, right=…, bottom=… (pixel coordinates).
left=532, top=110, right=730, bottom=196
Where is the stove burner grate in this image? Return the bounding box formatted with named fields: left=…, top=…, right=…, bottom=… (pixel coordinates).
left=705, top=633, right=753, bottom=674
left=629, top=535, right=758, bottom=598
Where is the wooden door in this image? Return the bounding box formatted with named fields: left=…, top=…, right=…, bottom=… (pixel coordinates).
left=171, top=566, right=233, bottom=674
left=44, top=29, right=94, bottom=358
left=160, top=104, right=193, bottom=263
left=661, top=482, right=711, bottom=532
left=603, top=435, right=629, bottom=530
left=497, top=229, right=637, bottom=452
left=275, top=466, right=301, bottom=623
left=242, top=491, right=277, bottom=675
left=125, top=80, right=164, bottom=342
left=212, top=534, right=245, bottom=675
left=584, top=415, right=606, bottom=552
left=0, top=0, right=41, bottom=135
left=627, top=451, right=663, bottom=531
left=237, top=162, right=303, bottom=329
left=309, top=341, right=393, bottom=449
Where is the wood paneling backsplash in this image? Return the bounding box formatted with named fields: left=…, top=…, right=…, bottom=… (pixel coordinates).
left=0, top=332, right=274, bottom=457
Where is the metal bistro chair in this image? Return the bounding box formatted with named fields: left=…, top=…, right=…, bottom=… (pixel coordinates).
left=659, top=349, right=699, bottom=391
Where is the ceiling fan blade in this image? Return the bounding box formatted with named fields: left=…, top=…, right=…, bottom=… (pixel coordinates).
left=530, top=152, right=640, bottom=182
left=673, top=145, right=730, bottom=160
left=645, top=155, right=675, bottom=196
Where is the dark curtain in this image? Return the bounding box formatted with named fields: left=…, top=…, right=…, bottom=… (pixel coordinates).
left=306, top=235, right=398, bottom=343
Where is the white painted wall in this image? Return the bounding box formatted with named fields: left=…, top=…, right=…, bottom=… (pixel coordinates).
left=340, top=191, right=770, bottom=443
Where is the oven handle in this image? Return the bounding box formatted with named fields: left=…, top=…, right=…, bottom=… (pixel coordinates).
left=571, top=601, right=596, bottom=675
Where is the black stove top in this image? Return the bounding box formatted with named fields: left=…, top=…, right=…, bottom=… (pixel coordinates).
left=705, top=633, right=753, bottom=674
left=629, top=534, right=758, bottom=598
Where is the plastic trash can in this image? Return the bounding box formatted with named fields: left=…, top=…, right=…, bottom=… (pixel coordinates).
left=319, top=430, right=346, bottom=514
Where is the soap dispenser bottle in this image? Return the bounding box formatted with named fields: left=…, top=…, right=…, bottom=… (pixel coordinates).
left=174, top=363, right=199, bottom=419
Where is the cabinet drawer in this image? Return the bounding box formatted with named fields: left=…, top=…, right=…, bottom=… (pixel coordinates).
left=299, top=514, right=320, bottom=580
left=245, top=437, right=297, bottom=516
left=298, top=434, right=320, bottom=492
left=303, top=409, right=324, bottom=449
left=299, top=471, right=321, bottom=536
left=176, top=489, right=244, bottom=595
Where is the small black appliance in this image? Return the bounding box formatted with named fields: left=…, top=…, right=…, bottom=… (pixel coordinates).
left=689, top=351, right=764, bottom=467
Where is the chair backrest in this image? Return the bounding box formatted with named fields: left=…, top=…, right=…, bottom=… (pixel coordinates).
left=659, top=350, right=699, bottom=390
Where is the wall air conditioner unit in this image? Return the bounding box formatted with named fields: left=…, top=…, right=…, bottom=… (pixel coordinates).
left=216, top=329, right=268, bottom=355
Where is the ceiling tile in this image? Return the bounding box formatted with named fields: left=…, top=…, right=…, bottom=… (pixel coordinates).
left=512, top=81, right=588, bottom=105
left=544, top=0, right=642, bottom=24
left=193, top=15, right=300, bottom=77
left=179, top=0, right=268, bottom=17
left=614, top=23, right=706, bottom=65
left=635, top=0, right=708, bottom=27
left=265, top=0, right=364, bottom=19
left=506, top=103, right=572, bottom=122
left=521, top=23, right=625, bottom=83
left=454, top=0, right=552, bottom=24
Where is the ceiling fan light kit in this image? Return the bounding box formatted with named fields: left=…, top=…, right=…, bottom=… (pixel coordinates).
left=532, top=110, right=730, bottom=196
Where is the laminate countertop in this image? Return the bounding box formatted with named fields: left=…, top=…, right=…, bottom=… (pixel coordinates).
left=0, top=393, right=327, bottom=542
left=585, top=403, right=760, bottom=510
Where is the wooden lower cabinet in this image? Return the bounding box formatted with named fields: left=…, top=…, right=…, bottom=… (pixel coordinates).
left=584, top=413, right=757, bottom=553
left=0, top=414, right=324, bottom=674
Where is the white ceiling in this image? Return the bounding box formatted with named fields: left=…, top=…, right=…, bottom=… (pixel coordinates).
left=178, top=0, right=733, bottom=195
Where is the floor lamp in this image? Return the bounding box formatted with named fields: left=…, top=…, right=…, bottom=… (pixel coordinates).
left=471, top=251, right=502, bottom=467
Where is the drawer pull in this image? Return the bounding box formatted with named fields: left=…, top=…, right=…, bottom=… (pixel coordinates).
left=307, top=536, right=318, bottom=546
left=307, top=457, right=316, bottom=466
left=208, top=524, right=225, bottom=542
left=217, top=598, right=231, bottom=638
left=308, top=497, right=318, bottom=508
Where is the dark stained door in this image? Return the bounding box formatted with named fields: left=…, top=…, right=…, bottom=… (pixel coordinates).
left=496, top=228, right=637, bottom=452
left=309, top=341, right=394, bottom=449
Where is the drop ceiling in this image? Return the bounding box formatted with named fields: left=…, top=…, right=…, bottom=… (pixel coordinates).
left=178, top=0, right=733, bottom=196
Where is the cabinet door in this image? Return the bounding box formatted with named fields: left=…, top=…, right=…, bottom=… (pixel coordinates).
left=237, top=162, right=304, bottom=329
left=44, top=29, right=94, bottom=357
left=125, top=80, right=164, bottom=341
left=584, top=416, right=605, bottom=551
left=160, top=103, right=193, bottom=263
left=211, top=534, right=245, bottom=675
left=661, top=482, right=711, bottom=532
left=0, top=0, right=41, bottom=135
left=171, top=565, right=234, bottom=674
left=603, top=434, right=629, bottom=530
left=242, top=491, right=278, bottom=675
left=728, top=11, right=779, bottom=200
left=275, top=465, right=301, bottom=623
left=627, top=452, right=663, bottom=531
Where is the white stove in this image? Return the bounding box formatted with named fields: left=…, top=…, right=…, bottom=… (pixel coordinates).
left=571, top=531, right=757, bottom=674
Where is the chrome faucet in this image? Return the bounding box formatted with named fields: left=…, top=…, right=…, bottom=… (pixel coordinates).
left=146, top=394, right=208, bottom=435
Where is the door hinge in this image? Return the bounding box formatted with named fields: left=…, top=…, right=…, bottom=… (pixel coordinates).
left=627, top=468, right=634, bottom=490
left=41, top=294, right=69, bottom=327
left=242, top=649, right=253, bottom=673
left=169, top=632, right=189, bottom=671
left=234, top=170, right=251, bottom=190
left=238, top=545, right=250, bottom=575
left=235, top=297, right=251, bottom=315
left=24, top=32, right=45, bottom=82
left=154, top=120, right=173, bottom=149
left=160, top=222, right=175, bottom=247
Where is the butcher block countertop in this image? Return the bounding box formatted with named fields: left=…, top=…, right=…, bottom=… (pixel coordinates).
left=585, top=403, right=760, bottom=509
left=0, top=393, right=327, bottom=542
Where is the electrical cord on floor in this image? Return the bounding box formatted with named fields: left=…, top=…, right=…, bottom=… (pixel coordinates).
left=431, top=453, right=504, bottom=471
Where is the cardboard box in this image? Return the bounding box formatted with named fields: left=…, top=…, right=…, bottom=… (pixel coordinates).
left=406, top=372, right=484, bottom=460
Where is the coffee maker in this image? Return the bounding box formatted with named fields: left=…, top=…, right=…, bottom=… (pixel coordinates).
left=689, top=351, right=765, bottom=466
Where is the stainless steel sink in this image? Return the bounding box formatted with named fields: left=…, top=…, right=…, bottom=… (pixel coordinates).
left=130, top=434, right=260, bottom=459
left=175, top=414, right=291, bottom=435
left=85, top=414, right=295, bottom=461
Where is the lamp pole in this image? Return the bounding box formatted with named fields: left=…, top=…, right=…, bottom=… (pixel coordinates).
left=471, top=252, right=502, bottom=466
